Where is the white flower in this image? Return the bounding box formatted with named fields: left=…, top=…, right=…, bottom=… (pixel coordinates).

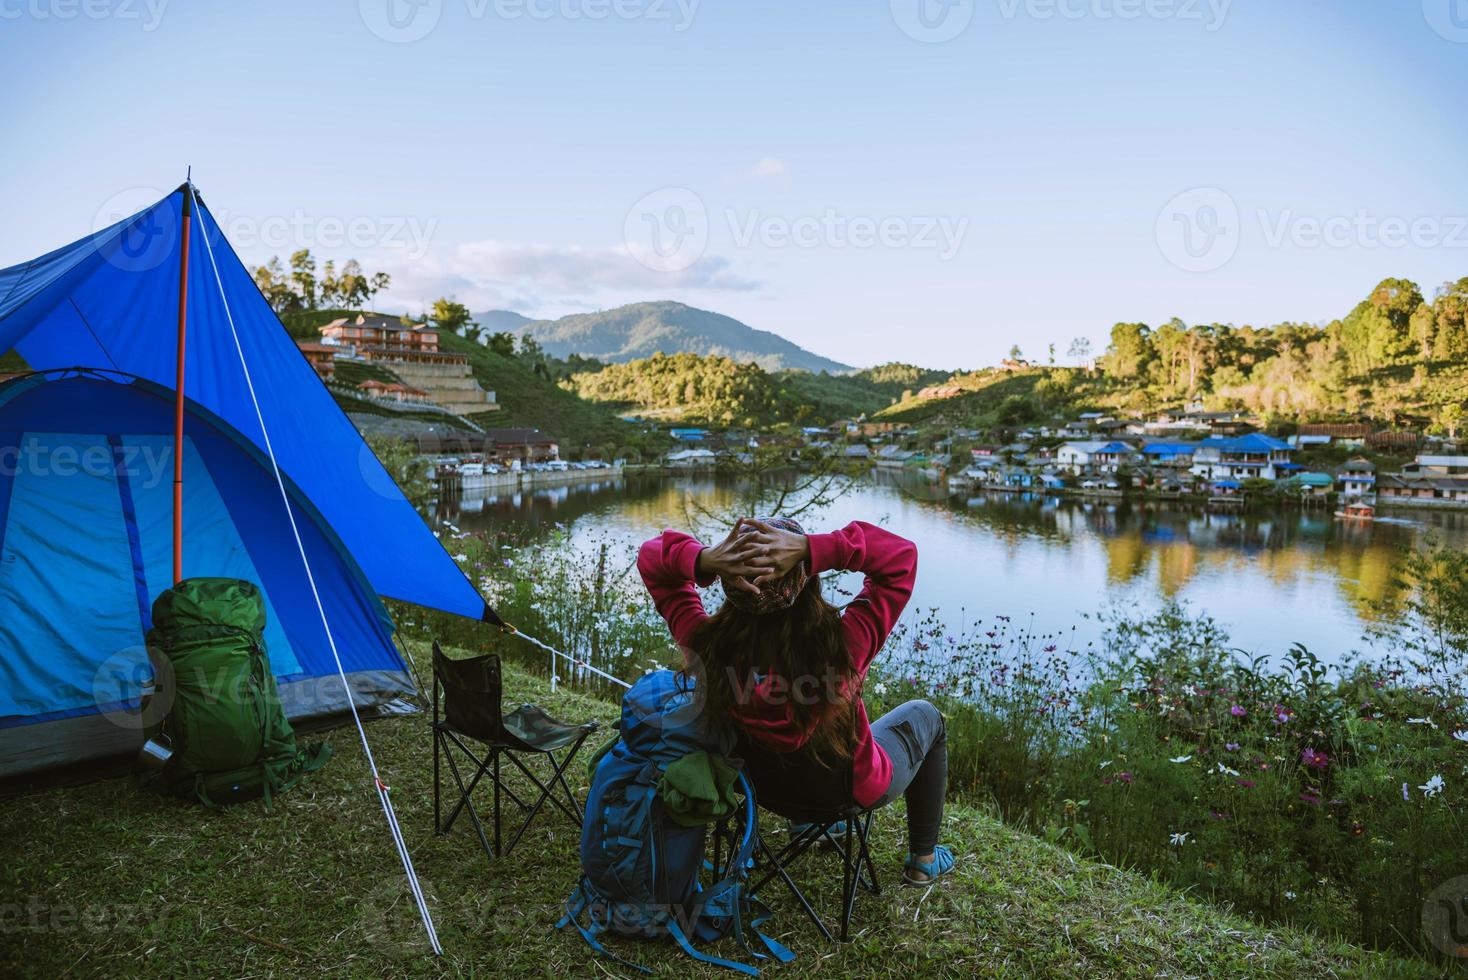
left=453, top=554, right=468, bottom=563
left=1406, top=717, right=1438, bottom=729
left=1216, top=763, right=1241, bottom=777
left=1284, top=891, right=1297, bottom=900
left=874, top=683, right=888, bottom=695
left=1169, top=755, right=1192, bottom=764
left=1452, top=730, right=1468, bottom=744
left=1420, top=774, right=1445, bottom=798
left=1098, top=760, right=1112, bottom=769
left=1169, top=832, right=1189, bottom=846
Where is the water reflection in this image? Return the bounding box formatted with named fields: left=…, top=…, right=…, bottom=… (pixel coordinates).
left=434, top=472, right=1468, bottom=664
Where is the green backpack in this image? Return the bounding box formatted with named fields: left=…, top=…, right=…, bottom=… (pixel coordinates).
left=146, top=578, right=331, bottom=807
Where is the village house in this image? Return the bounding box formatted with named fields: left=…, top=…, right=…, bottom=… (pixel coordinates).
left=1379, top=453, right=1468, bottom=506
left=320, top=313, right=441, bottom=356
left=875, top=445, right=918, bottom=468
left=357, top=379, right=430, bottom=404
left=1141, top=441, right=1199, bottom=469
left=1296, top=422, right=1372, bottom=448
left=483, top=428, right=559, bottom=466
left=319, top=313, right=497, bottom=416
left=1056, top=440, right=1136, bottom=475
left=296, top=340, right=337, bottom=380
left=665, top=447, right=718, bottom=469
left=1337, top=458, right=1376, bottom=499
left=1190, top=433, right=1294, bottom=482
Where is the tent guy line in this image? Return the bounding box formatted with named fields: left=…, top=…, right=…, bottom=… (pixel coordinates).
left=187, top=184, right=442, bottom=954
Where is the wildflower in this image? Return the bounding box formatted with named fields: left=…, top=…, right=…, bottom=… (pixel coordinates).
left=1451, top=730, right=1468, bottom=743
left=1299, top=791, right=1322, bottom=806
left=1216, top=762, right=1241, bottom=777
left=1419, top=774, right=1445, bottom=798
left=1300, top=747, right=1329, bottom=770
left=1224, top=742, right=1240, bottom=752
left=1169, top=832, right=1189, bottom=846
left=1169, top=755, right=1192, bottom=764
left=874, top=682, right=888, bottom=696
left=1406, top=717, right=1438, bottom=729
left=1210, top=809, right=1229, bottom=821
left=1272, top=704, right=1293, bottom=725
left=1230, top=704, right=1246, bottom=718
left=453, top=554, right=468, bottom=563
left=1117, top=771, right=1134, bottom=785
left=1402, top=782, right=1411, bottom=801
left=1235, top=778, right=1256, bottom=788
left=1284, top=891, right=1297, bottom=901
left=1098, top=760, right=1112, bottom=769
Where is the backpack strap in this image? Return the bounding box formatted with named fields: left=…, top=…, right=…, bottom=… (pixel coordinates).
left=666, top=917, right=760, bottom=976
left=556, top=880, right=653, bottom=975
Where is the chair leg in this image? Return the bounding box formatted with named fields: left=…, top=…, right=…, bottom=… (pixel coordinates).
left=757, top=833, right=833, bottom=942
left=433, top=729, right=442, bottom=834
left=439, top=734, right=495, bottom=864
left=493, top=749, right=502, bottom=859
left=840, top=816, right=856, bottom=941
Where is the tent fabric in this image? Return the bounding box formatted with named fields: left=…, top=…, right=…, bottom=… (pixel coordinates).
left=0, top=372, right=414, bottom=777
left=0, top=185, right=497, bottom=625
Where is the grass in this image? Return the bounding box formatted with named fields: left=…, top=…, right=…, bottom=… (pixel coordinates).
left=0, top=650, right=1439, bottom=979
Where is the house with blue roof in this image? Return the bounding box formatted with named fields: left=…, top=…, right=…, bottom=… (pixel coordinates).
left=1189, top=432, right=1295, bottom=481
left=1142, top=441, right=1201, bottom=468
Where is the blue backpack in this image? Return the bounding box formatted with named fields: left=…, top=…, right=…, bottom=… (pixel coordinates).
left=557, top=670, right=795, bottom=975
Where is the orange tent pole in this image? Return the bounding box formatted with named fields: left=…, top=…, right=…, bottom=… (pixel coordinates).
left=173, top=187, right=192, bottom=585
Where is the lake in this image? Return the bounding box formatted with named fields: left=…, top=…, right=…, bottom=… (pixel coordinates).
left=431, top=470, right=1468, bottom=666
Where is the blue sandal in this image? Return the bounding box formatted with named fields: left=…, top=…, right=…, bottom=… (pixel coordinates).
left=902, top=845, right=956, bottom=886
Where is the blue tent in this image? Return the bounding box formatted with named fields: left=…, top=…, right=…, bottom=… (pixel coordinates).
left=0, top=185, right=498, bottom=777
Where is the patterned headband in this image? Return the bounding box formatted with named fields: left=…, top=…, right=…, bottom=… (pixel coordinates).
left=720, top=516, right=809, bottom=615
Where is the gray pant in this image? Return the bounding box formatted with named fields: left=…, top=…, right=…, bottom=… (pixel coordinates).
left=870, top=699, right=947, bottom=854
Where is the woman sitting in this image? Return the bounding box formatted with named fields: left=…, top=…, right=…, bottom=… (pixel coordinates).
left=637, top=517, right=954, bottom=885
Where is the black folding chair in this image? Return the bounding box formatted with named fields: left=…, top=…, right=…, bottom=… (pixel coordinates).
left=431, top=641, right=598, bottom=862
left=735, top=731, right=881, bottom=942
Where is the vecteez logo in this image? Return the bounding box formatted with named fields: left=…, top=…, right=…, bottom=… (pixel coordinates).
left=1155, top=187, right=1239, bottom=273
left=890, top=0, right=975, bottom=42
left=623, top=187, right=710, bottom=274
left=1422, top=0, right=1468, bottom=43
left=359, top=0, right=442, bottom=43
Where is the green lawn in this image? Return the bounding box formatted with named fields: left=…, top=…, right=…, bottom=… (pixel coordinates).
left=0, top=654, right=1439, bottom=979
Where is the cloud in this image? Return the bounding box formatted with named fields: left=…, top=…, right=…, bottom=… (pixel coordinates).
left=751, top=157, right=789, bottom=179
left=373, top=240, right=759, bottom=314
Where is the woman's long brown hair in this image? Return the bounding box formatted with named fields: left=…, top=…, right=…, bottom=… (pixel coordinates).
left=688, top=573, right=856, bottom=764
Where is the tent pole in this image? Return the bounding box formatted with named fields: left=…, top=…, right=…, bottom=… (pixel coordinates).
left=173, top=186, right=193, bottom=586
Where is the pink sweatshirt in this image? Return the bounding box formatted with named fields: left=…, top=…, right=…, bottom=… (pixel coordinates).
left=636, top=520, right=917, bottom=807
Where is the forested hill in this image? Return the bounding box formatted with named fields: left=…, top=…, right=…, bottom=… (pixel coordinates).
left=872, top=275, right=1468, bottom=434
left=497, top=301, right=852, bottom=373
left=564, top=352, right=947, bottom=427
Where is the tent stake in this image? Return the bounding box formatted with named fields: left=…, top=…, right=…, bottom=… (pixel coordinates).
left=173, top=186, right=192, bottom=585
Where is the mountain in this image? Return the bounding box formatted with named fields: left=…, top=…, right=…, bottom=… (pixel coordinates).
left=474, top=309, right=534, bottom=332
left=495, top=301, right=852, bottom=373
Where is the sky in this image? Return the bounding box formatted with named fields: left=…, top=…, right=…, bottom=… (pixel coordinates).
left=3, top=1, right=1468, bottom=370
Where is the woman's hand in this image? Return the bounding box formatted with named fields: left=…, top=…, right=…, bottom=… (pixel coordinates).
left=695, top=520, right=764, bottom=595
left=740, top=518, right=811, bottom=586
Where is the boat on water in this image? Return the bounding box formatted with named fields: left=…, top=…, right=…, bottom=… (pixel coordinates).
left=1334, top=501, right=1376, bottom=521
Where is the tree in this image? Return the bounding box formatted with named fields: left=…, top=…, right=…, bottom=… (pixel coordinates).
left=1067, top=337, right=1093, bottom=369
left=1047, top=342, right=1056, bottom=365
left=1436, top=402, right=1463, bottom=440
left=429, top=298, right=475, bottom=336
left=486, top=332, right=517, bottom=357
left=1102, top=322, right=1154, bottom=379
left=1008, top=344, right=1023, bottom=361
left=336, top=259, right=372, bottom=308
left=251, top=256, right=297, bottom=313
left=289, top=249, right=318, bottom=310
